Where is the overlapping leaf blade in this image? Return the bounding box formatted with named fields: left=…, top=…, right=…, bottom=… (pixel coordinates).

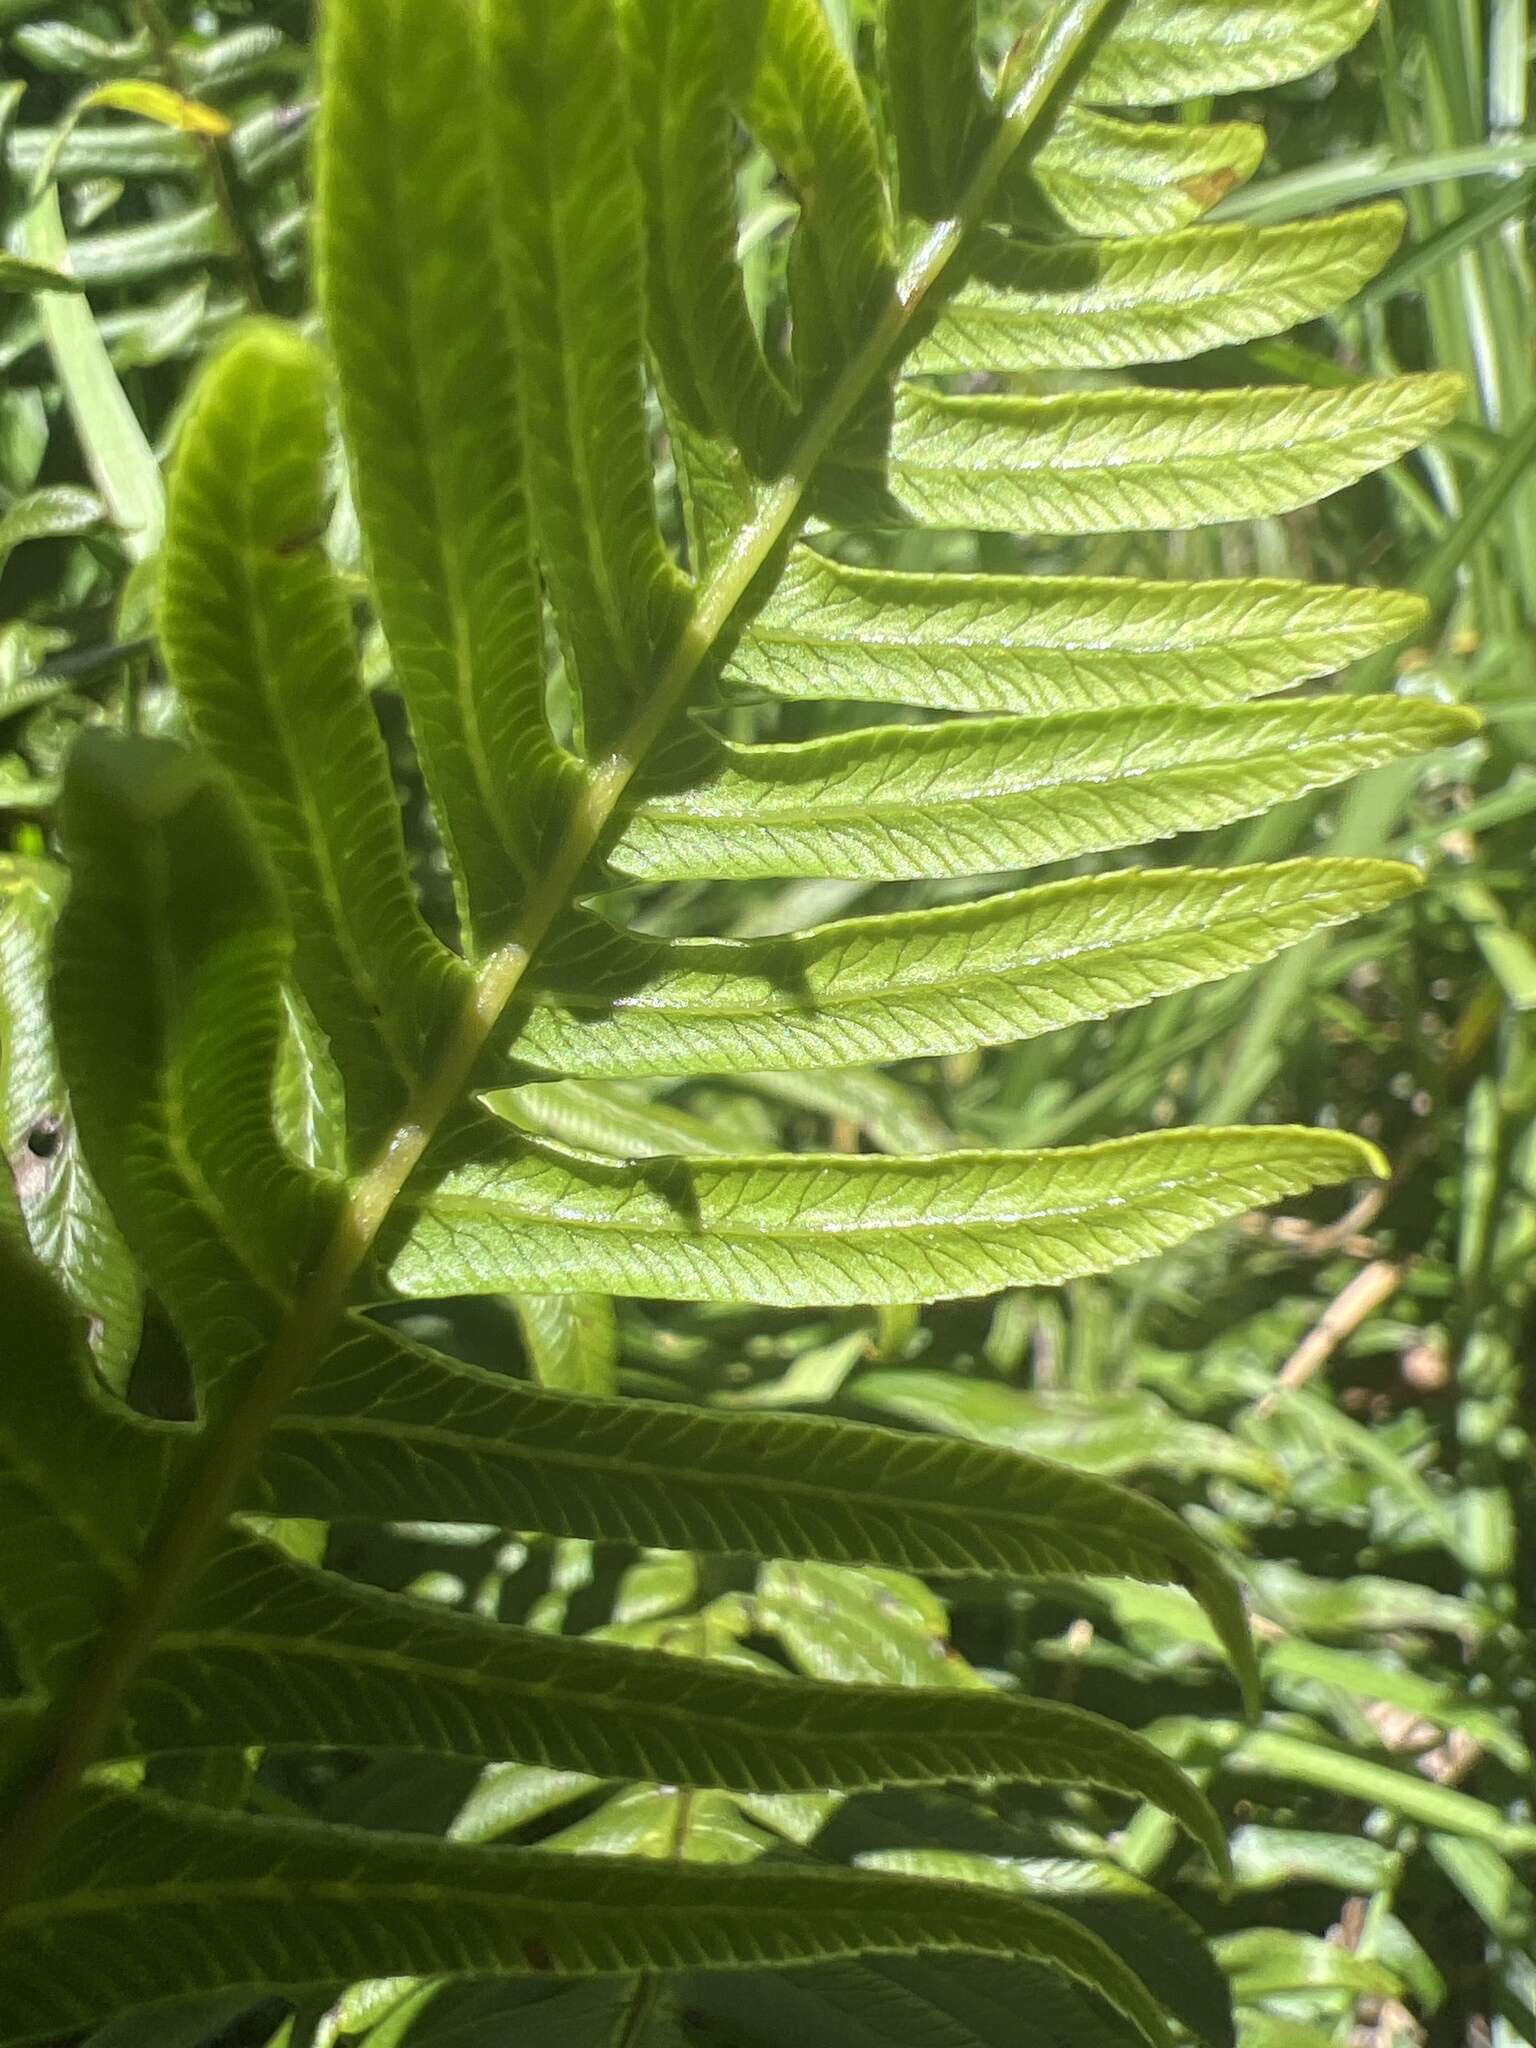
left=50, top=735, right=321, bottom=1391
left=619, top=0, right=796, bottom=475
left=119, top=1530, right=1226, bottom=1869
left=252, top=1318, right=1257, bottom=1697
left=511, top=1291, right=620, bottom=1398
left=886, top=0, right=988, bottom=220
left=0, top=1237, right=173, bottom=1720
left=160, top=322, right=463, bottom=1158
left=1006, top=108, right=1266, bottom=238
left=476, top=0, right=690, bottom=752
left=317, top=0, right=568, bottom=947
left=722, top=0, right=895, bottom=400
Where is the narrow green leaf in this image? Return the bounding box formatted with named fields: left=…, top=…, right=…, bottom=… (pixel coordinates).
left=853, top=1375, right=1279, bottom=1488
left=0, top=1787, right=1176, bottom=2048
left=1225, top=1728, right=1536, bottom=1851
left=1080, top=0, right=1379, bottom=104
left=317, top=0, right=569, bottom=947
left=161, top=323, right=465, bottom=1162
left=885, top=374, right=1464, bottom=535
left=1006, top=108, right=1266, bottom=239
left=81, top=80, right=231, bottom=137
left=908, top=209, right=1403, bottom=375
left=516, top=861, right=1421, bottom=1078
left=385, top=1123, right=1383, bottom=1308
left=51, top=735, right=324, bottom=1389
left=255, top=1320, right=1255, bottom=1696
left=886, top=0, right=988, bottom=220
left=611, top=700, right=1473, bottom=883
left=618, top=0, right=796, bottom=474
left=511, top=1292, right=619, bottom=1399
left=722, top=0, right=895, bottom=400
left=21, top=189, right=162, bottom=560
left=477, top=0, right=690, bottom=753
left=734, top=551, right=1428, bottom=714
left=0, top=859, right=140, bottom=1391
left=121, top=1532, right=1226, bottom=1872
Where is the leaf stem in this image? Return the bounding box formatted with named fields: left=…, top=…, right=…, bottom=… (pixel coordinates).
left=0, top=0, right=1123, bottom=1916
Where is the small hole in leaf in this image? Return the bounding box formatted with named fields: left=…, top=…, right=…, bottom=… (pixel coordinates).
left=25, top=1120, right=61, bottom=1161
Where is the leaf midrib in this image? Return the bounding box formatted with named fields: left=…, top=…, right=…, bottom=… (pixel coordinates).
left=0, top=0, right=1127, bottom=1916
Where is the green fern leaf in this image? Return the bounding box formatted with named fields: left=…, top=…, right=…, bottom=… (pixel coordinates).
left=252, top=1322, right=1256, bottom=1692
left=734, top=552, right=1428, bottom=713
left=908, top=208, right=1403, bottom=374
left=1009, top=108, right=1266, bottom=238
left=1081, top=0, right=1378, bottom=102
left=116, top=1530, right=1225, bottom=1867
left=0, top=0, right=1471, bottom=2032
left=619, top=0, right=797, bottom=474
left=316, top=0, right=569, bottom=945
left=610, top=702, right=1472, bottom=882
left=386, top=1123, right=1383, bottom=1307
left=475, top=0, right=691, bottom=753
left=886, top=374, right=1464, bottom=535
left=516, top=861, right=1426, bottom=1076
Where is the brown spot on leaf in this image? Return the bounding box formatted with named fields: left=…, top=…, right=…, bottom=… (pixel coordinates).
left=1179, top=167, right=1242, bottom=213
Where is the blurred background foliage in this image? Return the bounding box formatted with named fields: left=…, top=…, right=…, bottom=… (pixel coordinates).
left=2, top=2, right=1534, bottom=2046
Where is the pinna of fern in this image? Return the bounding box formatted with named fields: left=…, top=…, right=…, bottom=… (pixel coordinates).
left=0, top=0, right=1477, bottom=2041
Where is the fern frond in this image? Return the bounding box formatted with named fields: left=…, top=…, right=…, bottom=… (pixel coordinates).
left=0, top=0, right=1473, bottom=2037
